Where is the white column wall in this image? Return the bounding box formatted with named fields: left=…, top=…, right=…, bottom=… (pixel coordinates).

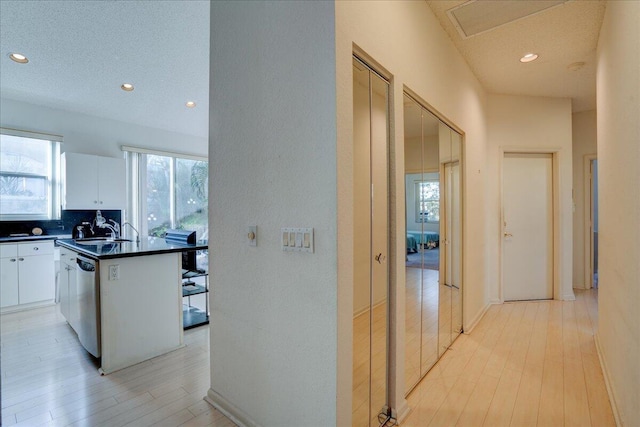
left=207, top=2, right=337, bottom=426
left=595, top=1, right=640, bottom=425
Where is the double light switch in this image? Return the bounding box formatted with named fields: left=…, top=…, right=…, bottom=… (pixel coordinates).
left=281, top=227, right=313, bottom=253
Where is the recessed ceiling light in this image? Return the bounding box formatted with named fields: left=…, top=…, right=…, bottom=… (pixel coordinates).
left=520, top=53, right=539, bottom=63
left=9, top=52, right=29, bottom=64
left=121, top=83, right=134, bottom=92
left=185, top=101, right=196, bottom=108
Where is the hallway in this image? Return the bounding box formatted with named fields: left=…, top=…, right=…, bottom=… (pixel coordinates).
left=402, top=289, right=615, bottom=426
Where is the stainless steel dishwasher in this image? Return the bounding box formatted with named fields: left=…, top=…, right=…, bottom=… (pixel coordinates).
left=76, top=255, right=101, bottom=357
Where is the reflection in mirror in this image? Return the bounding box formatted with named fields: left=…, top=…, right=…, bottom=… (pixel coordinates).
left=450, top=132, right=463, bottom=341
left=353, top=56, right=389, bottom=427
left=352, top=58, right=371, bottom=426
left=439, top=123, right=463, bottom=357
left=369, top=71, right=389, bottom=427
left=439, top=123, right=453, bottom=357
left=404, top=94, right=440, bottom=394
left=404, top=93, right=463, bottom=394
left=404, top=96, right=422, bottom=391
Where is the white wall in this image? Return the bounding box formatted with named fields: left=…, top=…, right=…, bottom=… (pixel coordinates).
left=571, top=110, right=597, bottom=289
left=486, top=95, right=574, bottom=301
left=207, top=2, right=337, bottom=426
left=336, top=1, right=489, bottom=422
left=0, top=98, right=207, bottom=158
left=595, top=1, right=640, bottom=425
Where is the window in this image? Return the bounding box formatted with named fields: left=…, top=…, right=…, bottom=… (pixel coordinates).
left=0, top=129, right=60, bottom=220
left=415, top=180, right=439, bottom=223
left=125, top=147, right=208, bottom=242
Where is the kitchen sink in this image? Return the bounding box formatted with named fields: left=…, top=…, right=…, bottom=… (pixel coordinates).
left=74, top=237, right=132, bottom=245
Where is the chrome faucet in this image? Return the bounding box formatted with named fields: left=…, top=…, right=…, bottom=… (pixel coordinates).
left=122, top=222, right=140, bottom=244
left=99, top=219, right=120, bottom=240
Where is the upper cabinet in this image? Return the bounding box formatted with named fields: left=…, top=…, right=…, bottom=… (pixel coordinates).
left=61, top=152, right=126, bottom=210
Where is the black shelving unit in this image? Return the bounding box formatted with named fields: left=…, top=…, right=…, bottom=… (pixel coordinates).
left=182, top=269, right=209, bottom=329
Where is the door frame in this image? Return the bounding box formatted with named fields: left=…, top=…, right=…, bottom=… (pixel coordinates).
left=583, top=154, right=597, bottom=289
left=498, top=147, right=561, bottom=302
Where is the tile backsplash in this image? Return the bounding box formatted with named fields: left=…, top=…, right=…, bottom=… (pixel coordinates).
left=0, top=210, right=122, bottom=237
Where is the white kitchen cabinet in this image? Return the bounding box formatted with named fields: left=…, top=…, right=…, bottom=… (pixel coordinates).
left=0, top=257, right=19, bottom=307
left=0, top=241, right=55, bottom=310
left=61, top=152, right=126, bottom=210
left=59, top=248, right=79, bottom=331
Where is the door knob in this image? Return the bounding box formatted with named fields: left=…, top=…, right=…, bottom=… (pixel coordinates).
left=504, top=232, right=513, bottom=238
left=375, top=253, right=386, bottom=264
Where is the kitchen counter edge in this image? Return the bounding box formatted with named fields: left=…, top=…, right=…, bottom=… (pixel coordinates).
left=0, top=235, right=72, bottom=243
left=55, top=238, right=208, bottom=261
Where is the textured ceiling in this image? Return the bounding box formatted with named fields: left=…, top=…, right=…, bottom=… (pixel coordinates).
left=427, top=0, right=606, bottom=112
left=0, top=1, right=605, bottom=142
left=0, top=0, right=209, bottom=138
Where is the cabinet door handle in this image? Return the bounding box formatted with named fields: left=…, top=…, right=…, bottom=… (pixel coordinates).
left=18, top=257, right=24, bottom=261
left=94, top=200, right=98, bottom=204
left=99, top=201, right=103, bottom=204
left=9, top=258, right=16, bottom=262
left=33, top=246, right=39, bottom=251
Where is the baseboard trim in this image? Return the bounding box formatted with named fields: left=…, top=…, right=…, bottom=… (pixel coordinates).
left=205, top=388, right=259, bottom=427
left=395, top=400, right=410, bottom=425
left=562, top=293, right=576, bottom=301
left=594, top=334, right=622, bottom=427
left=464, top=302, right=492, bottom=334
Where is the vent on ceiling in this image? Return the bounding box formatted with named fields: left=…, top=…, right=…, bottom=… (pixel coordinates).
left=447, top=0, right=568, bottom=39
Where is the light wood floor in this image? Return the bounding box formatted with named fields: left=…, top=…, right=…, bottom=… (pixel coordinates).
left=402, top=289, right=616, bottom=427
left=2, top=290, right=615, bottom=427
left=0, top=305, right=235, bottom=427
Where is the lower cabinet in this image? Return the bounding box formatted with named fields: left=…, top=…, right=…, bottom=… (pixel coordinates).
left=0, top=257, right=19, bottom=307
left=0, top=241, right=55, bottom=310
left=59, top=248, right=79, bottom=331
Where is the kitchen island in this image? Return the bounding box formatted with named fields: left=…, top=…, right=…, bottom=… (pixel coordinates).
left=56, top=237, right=207, bottom=374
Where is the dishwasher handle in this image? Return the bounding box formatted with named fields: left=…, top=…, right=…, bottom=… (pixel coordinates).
left=76, top=255, right=96, bottom=272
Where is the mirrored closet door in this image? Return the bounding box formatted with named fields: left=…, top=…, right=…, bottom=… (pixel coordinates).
left=404, top=94, right=463, bottom=395
left=353, top=56, right=390, bottom=427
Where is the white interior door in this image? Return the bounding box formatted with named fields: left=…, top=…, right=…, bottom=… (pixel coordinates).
left=503, top=153, right=553, bottom=301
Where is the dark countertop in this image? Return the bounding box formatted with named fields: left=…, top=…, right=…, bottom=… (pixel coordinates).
left=56, top=237, right=208, bottom=260
left=0, top=234, right=72, bottom=243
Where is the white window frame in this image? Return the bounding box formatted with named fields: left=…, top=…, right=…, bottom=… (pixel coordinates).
left=123, top=146, right=207, bottom=240
left=0, top=127, right=61, bottom=220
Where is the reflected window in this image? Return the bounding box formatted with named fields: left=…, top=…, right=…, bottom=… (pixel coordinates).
left=415, top=180, right=439, bottom=223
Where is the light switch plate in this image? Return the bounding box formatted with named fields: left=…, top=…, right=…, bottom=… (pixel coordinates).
left=281, top=227, right=313, bottom=253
